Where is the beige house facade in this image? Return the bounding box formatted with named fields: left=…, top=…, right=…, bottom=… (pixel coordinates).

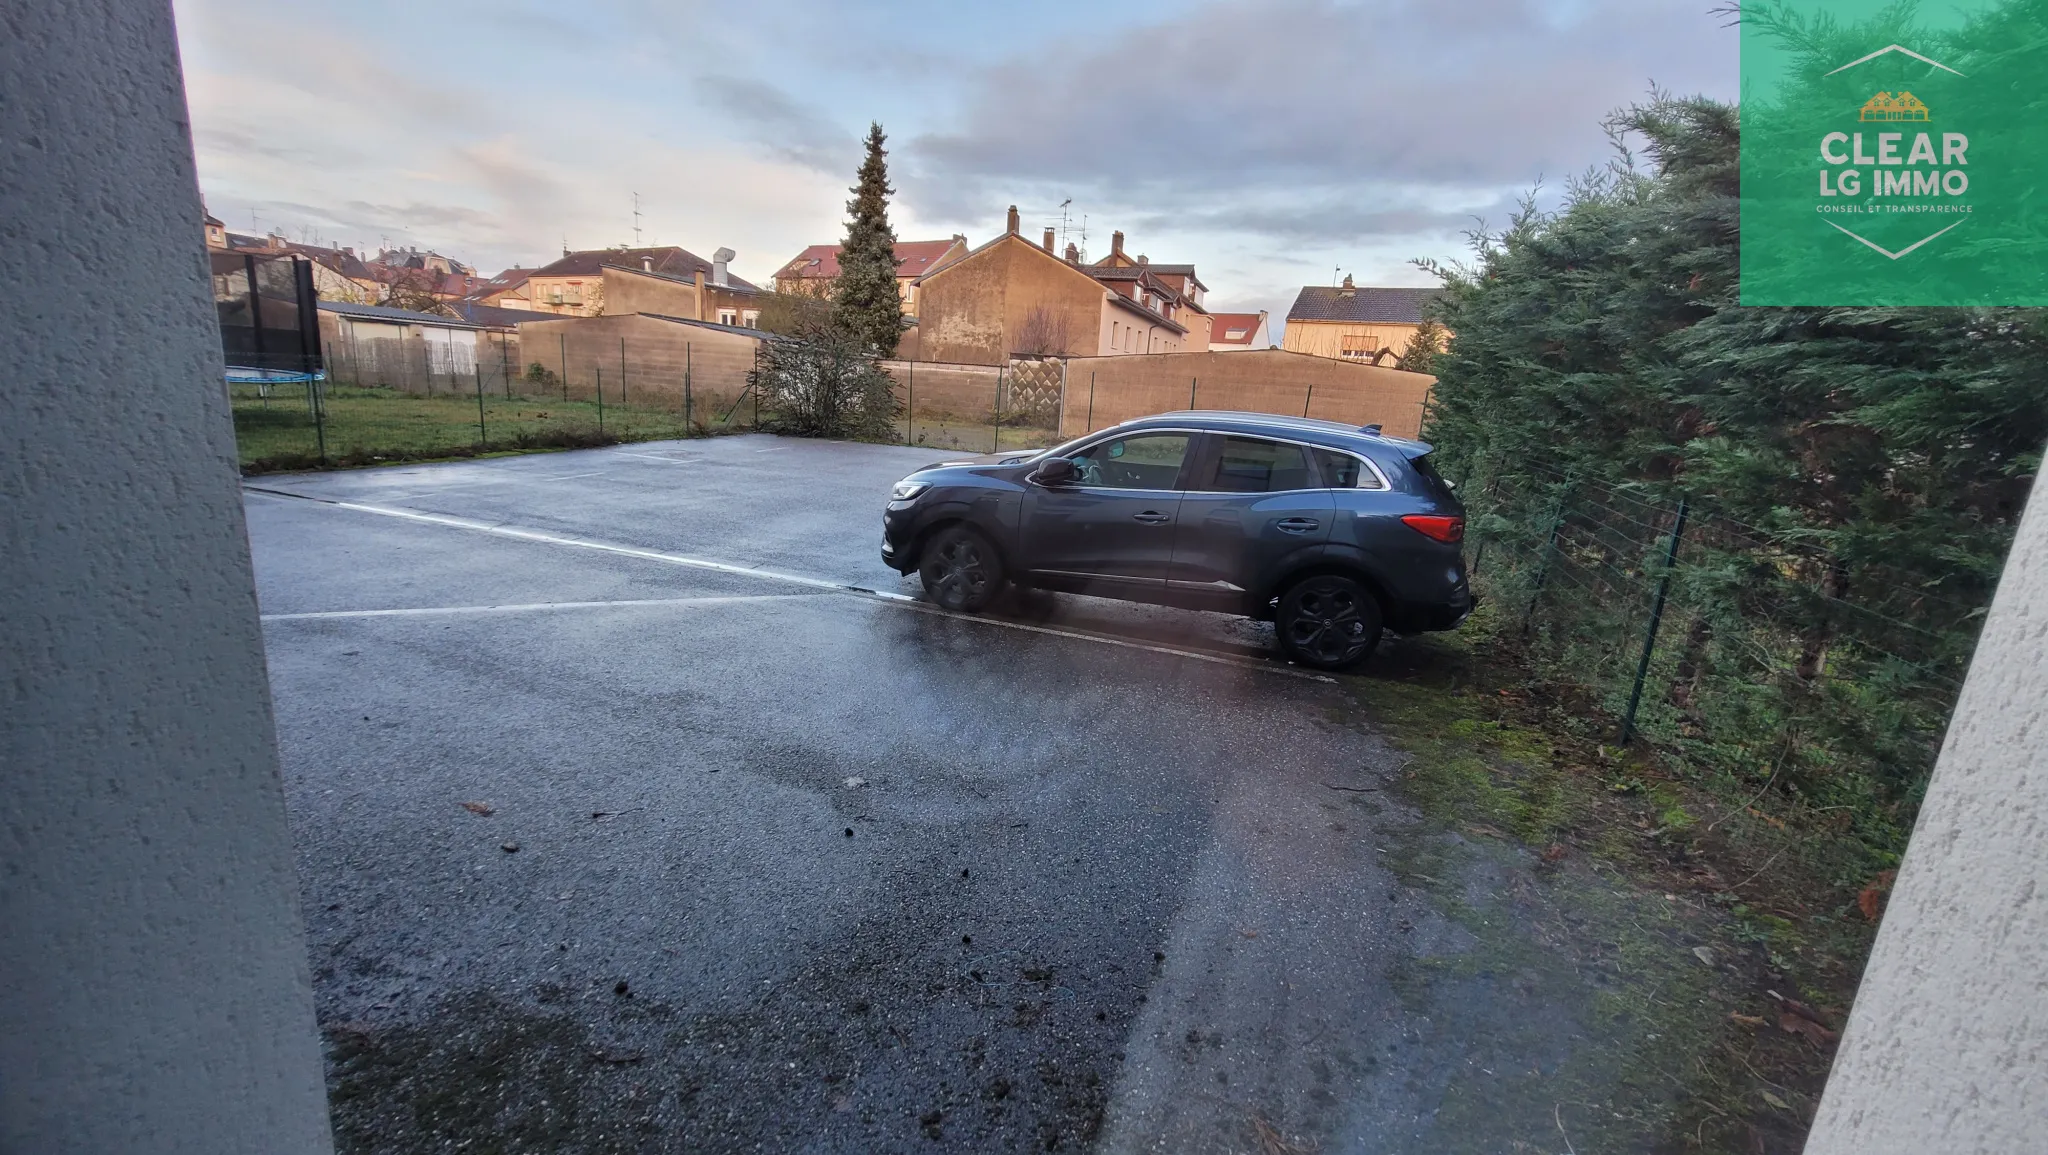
left=1282, top=278, right=1442, bottom=363
left=523, top=246, right=759, bottom=319
left=909, top=209, right=1193, bottom=365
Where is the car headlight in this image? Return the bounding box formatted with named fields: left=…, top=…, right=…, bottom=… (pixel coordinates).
left=891, top=480, right=930, bottom=501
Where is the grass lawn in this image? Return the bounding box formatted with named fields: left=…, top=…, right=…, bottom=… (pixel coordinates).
left=232, top=385, right=744, bottom=472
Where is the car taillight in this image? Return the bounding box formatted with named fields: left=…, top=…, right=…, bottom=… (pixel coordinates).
left=1402, top=515, right=1464, bottom=543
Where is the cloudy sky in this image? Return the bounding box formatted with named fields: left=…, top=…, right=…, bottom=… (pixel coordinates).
left=173, top=0, right=1736, bottom=330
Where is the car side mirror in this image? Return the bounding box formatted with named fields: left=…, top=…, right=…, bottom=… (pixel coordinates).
left=1029, top=457, right=1078, bottom=487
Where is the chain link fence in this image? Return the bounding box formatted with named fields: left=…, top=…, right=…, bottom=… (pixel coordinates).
left=1459, top=457, right=1988, bottom=855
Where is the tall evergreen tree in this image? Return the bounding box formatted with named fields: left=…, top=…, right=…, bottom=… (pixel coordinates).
left=833, top=123, right=904, bottom=355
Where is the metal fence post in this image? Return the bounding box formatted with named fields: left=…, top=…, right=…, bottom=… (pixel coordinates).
left=594, top=364, right=604, bottom=432
left=1522, top=488, right=1571, bottom=636
left=311, top=368, right=327, bottom=464
left=559, top=333, right=569, bottom=403
left=684, top=342, right=694, bottom=430
left=474, top=356, right=486, bottom=447
left=1620, top=496, right=1690, bottom=744
left=1086, top=371, right=1096, bottom=432
left=1055, top=358, right=1068, bottom=441
left=501, top=331, right=512, bottom=398
left=992, top=365, right=1003, bottom=453
left=905, top=355, right=915, bottom=445
left=619, top=337, right=628, bottom=408
left=1302, top=383, right=1315, bottom=418
left=1189, top=376, right=1198, bottom=410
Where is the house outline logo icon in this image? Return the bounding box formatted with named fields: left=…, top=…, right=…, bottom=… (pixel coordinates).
left=1860, top=91, right=1930, bottom=122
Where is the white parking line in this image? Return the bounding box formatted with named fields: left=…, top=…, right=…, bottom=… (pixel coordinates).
left=614, top=452, right=695, bottom=465
left=263, top=594, right=817, bottom=622
left=242, top=487, right=1334, bottom=683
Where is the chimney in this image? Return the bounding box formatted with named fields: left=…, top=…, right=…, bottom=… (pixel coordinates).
left=712, top=247, right=735, bottom=287
left=1340, top=273, right=1356, bottom=296
left=1110, top=230, right=1125, bottom=257
left=1137, top=254, right=1149, bottom=268
left=1063, top=242, right=1079, bottom=263
left=1006, top=205, right=1020, bottom=235
left=1041, top=228, right=1056, bottom=253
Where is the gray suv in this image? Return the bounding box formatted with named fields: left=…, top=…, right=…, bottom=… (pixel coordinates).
left=880, top=411, right=1472, bottom=669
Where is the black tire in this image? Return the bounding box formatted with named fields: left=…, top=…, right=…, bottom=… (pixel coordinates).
left=1275, top=574, right=1383, bottom=670
left=918, top=526, right=1006, bottom=612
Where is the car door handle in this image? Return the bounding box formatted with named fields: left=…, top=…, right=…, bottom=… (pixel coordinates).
left=1131, top=510, right=1172, bottom=525
left=1275, top=517, right=1320, bottom=533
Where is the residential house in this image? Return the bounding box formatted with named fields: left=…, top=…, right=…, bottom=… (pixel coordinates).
left=1207, top=311, right=1271, bottom=351
left=370, top=246, right=475, bottom=277
left=908, top=207, right=1192, bottom=364
left=466, top=267, right=536, bottom=311
left=523, top=245, right=761, bottom=323
left=1089, top=230, right=1212, bottom=350
left=1282, top=277, right=1441, bottom=362
left=773, top=236, right=968, bottom=315
left=203, top=211, right=228, bottom=252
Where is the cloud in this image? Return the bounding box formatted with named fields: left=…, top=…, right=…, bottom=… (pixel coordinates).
left=692, top=75, right=857, bottom=174
left=899, top=0, right=1732, bottom=230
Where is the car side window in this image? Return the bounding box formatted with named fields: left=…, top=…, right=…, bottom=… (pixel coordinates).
left=1069, top=433, right=1190, bottom=490
left=1310, top=448, right=1384, bottom=490
left=1199, top=436, right=1314, bottom=493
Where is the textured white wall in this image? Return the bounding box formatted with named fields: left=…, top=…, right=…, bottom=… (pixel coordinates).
left=0, top=3, right=335, bottom=1153
left=1804, top=482, right=2047, bottom=1150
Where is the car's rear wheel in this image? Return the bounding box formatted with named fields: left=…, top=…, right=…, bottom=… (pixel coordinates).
left=1275, top=574, right=1382, bottom=670
left=919, top=526, right=1005, bottom=612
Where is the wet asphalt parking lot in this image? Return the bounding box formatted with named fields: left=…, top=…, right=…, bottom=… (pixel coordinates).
left=245, top=435, right=1570, bottom=1154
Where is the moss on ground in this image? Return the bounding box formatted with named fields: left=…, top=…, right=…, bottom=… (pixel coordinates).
left=1338, top=602, right=1868, bottom=1153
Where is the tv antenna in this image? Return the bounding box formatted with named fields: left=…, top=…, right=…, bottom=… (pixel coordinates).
left=632, top=192, right=643, bottom=247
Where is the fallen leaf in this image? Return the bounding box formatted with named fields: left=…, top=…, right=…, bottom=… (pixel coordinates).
left=591, top=1048, right=644, bottom=1065
left=1760, top=1090, right=1790, bottom=1110
left=1730, top=1013, right=1767, bottom=1027
left=1240, top=930, right=1260, bottom=939
left=500, top=841, right=520, bottom=853
left=845, top=776, right=868, bottom=789
left=1692, top=946, right=1717, bottom=966
left=1745, top=806, right=1787, bottom=831
left=1779, top=1012, right=1839, bottom=1046
left=1857, top=869, right=1898, bottom=921
left=1541, top=844, right=1569, bottom=863
left=461, top=801, right=495, bottom=817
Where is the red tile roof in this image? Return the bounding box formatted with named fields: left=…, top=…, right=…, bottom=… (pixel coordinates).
left=778, top=238, right=962, bottom=281
left=1208, top=312, right=1264, bottom=346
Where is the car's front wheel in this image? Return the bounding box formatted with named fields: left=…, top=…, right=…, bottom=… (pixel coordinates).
left=918, top=526, right=1005, bottom=612
left=1275, top=574, right=1382, bottom=670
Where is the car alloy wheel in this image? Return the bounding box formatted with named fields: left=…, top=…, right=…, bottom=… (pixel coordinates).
left=919, top=527, right=1004, bottom=612
left=1278, top=575, right=1382, bottom=670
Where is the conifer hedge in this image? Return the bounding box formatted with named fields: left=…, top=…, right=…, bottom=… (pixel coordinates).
left=1423, top=94, right=2047, bottom=860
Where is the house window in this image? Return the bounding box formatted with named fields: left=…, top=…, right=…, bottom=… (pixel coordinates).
left=741, top=310, right=759, bottom=329
left=718, top=308, right=738, bottom=325
left=1225, top=328, right=1248, bottom=340
left=1340, top=334, right=1381, bottom=360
